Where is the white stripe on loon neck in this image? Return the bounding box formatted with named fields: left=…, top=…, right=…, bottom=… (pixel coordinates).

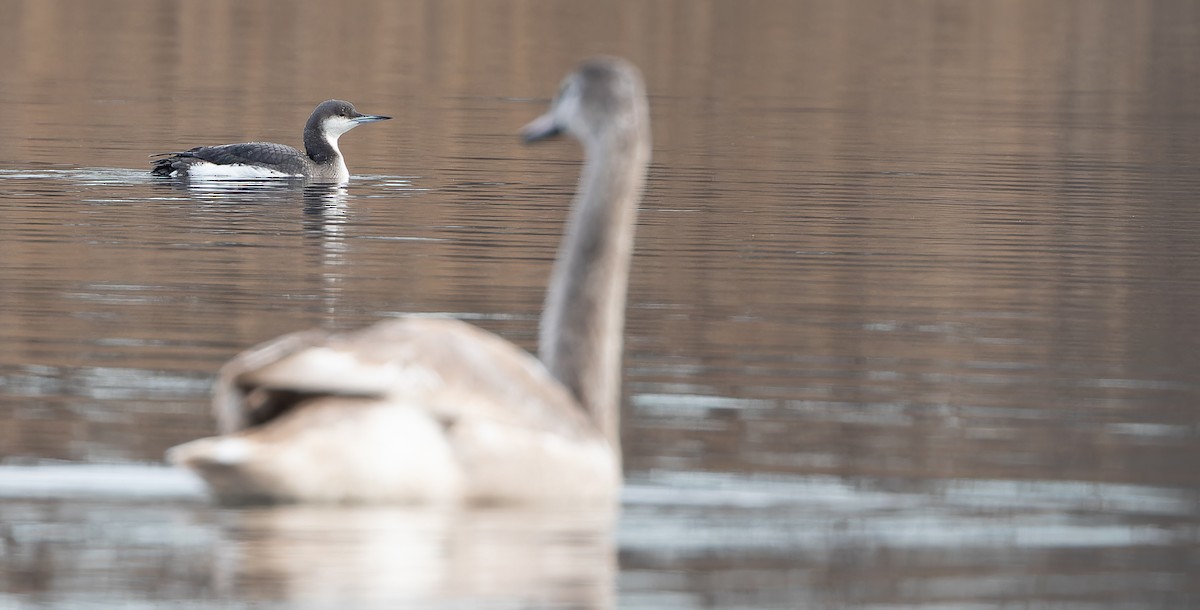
left=317, top=115, right=358, bottom=183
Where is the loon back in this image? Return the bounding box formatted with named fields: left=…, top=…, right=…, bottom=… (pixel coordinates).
left=151, top=143, right=310, bottom=178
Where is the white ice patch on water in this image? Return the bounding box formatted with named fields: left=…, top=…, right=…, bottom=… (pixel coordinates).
left=0, top=463, right=207, bottom=501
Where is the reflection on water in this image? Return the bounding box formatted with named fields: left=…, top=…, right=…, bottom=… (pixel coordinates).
left=620, top=472, right=1200, bottom=609
left=1, top=466, right=1195, bottom=609
left=2, top=0, right=1200, bottom=607
left=0, top=467, right=615, bottom=609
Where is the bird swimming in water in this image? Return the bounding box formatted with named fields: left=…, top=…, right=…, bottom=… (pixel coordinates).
left=150, top=99, right=390, bottom=183
left=166, top=57, right=651, bottom=505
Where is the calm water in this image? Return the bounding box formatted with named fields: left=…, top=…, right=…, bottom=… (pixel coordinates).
left=2, top=0, right=1199, bottom=608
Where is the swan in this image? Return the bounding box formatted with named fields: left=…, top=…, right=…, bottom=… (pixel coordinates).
left=166, top=57, right=651, bottom=505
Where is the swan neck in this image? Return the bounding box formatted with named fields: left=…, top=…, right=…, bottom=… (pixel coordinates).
left=539, top=130, right=649, bottom=450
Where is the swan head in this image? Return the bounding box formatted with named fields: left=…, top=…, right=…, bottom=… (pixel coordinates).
left=521, top=56, right=648, bottom=147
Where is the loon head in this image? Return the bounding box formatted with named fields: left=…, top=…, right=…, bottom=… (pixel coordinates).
left=307, top=99, right=391, bottom=142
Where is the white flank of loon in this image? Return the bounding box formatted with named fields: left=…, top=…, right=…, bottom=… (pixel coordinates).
left=150, top=99, right=390, bottom=183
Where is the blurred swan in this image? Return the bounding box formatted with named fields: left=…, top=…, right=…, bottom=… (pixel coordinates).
left=167, top=56, right=651, bottom=505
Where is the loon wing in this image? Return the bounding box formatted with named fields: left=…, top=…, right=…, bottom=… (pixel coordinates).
left=181, top=142, right=306, bottom=168
left=151, top=142, right=307, bottom=176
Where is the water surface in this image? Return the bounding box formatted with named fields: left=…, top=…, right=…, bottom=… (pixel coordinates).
left=1, top=0, right=1198, bottom=608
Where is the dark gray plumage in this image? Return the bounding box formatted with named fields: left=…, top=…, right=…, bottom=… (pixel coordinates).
left=151, top=100, right=390, bottom=183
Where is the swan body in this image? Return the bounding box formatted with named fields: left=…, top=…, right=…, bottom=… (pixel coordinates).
left=167, top=57, right=650, bottom=505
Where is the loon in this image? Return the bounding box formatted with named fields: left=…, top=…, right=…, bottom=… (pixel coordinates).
left=151, top=100, right=390, bottom=183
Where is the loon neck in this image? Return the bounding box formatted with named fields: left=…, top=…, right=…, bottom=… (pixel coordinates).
left=303, top=126, right=343, bottom=166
